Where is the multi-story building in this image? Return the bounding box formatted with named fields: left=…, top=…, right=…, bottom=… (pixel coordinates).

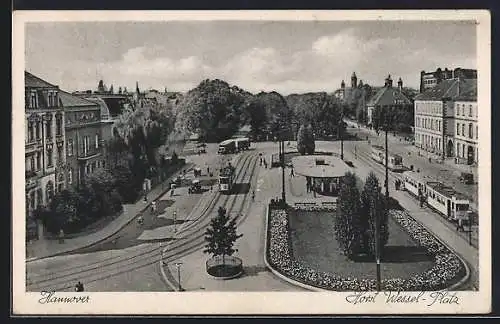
left=25, top=71, right=66, bottom=240
left=59, top=91, right=107, bottom=187
left=452, top=84, right=478, bottom=165
left=414, top=77, right=477, bottom=164
left=420, top=67, right=477, bottom=93
left=366, top=75, right=412, bottom=127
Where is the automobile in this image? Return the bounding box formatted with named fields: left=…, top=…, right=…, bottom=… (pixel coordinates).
left=188, top=179, right=203, bottom=194
left=459, top=172, right=474, bottom=185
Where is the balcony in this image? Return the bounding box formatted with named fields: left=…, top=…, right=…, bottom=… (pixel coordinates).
left=77, top=151, right=102, bottom=161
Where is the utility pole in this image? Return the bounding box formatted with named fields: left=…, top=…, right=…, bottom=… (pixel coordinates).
left=280, top=131, right=286, bottom=204
left=174, top=262, right=183, bottom=291
left=340, top=106, right=344, bottom=160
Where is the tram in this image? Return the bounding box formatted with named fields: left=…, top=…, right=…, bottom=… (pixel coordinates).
left=219, top=163, right=236, bottom=193
left=402, top=171, right=471, bottom=221
left=370, top=145, right=404, bottom=171
left=234, top=137, right=250, bottom=151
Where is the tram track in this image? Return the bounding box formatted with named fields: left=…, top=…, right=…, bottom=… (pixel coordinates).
left=349, top=144, right=479, bottom=290
left=26, top=151, right=259, bottom=292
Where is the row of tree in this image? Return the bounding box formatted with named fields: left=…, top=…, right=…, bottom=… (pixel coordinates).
left=335, top=172, right=389, bottom=259
left=174, top=79, right=345, bottom=143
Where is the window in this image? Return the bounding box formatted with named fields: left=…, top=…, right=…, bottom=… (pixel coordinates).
left=36, top=122, right=41, bottom=139
left=47, top=149, right=53, bottom=167
left=36, top=152, right=41, bottom=170
left=456, top=105, right=459, bottom=116
left=476, top=125, right=478, bottom=139
left=462, top=104, right=465, bottom=116
left=462, top=124, right=465, bottom=136
left=83, top=136, right=89, bottom=155
left=469, top=105, right=473, bottom=117
left=30, top=92, right=37, bottom=108
left=457, top=123, right=460, bottom=135
left=48, top=92, right=52, bottom=107
left=68, top=168, right=73, bottom=184
left=67, top=139, right=73, bottom=157
left=462, top=144, right=465, bottom=158
left=469, top=123, right=473, bottom=139
left=28, top=122, right=34, bottom=142
left=57, top=146, right=63, bottom=163
left=29, top=156, right=35, bottom=171
left=102, top=160, right=105, bottom=168
left=46, top=119, right=52, bottom=139
left=457, top=143, right=461, bottom=157
left=56, top=117, right=62, bottom=136
left=95, top=134, right=99, bottom=149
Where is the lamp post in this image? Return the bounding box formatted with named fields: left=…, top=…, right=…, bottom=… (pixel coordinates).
left=279, top=130, right=286, bottom=204
left=174, top=262, right=183, bottom=291
left=339, top=106, right=344, bottom=160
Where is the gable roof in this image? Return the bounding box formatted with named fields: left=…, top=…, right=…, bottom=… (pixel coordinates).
left=367, top=86, right=412, bottom=107
left=59, top=90, right=99, bottom=108
left=415, top=78, right=476, bottom=101
left=25, top=71, right=59, bottom=89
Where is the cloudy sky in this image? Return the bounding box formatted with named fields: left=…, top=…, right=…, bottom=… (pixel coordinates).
left=25, top=20, right=477, bottom=95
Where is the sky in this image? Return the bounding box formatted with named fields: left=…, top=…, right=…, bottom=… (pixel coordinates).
left=25, top=20, right=477, bottom=95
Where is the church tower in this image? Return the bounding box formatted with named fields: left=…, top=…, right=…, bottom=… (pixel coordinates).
left=351, top=72, right=358, bottom=88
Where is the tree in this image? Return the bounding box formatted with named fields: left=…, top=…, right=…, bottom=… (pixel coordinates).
left=360, top=172, right=389, bottom=257
left=335, top=172, right=363, bottom=258
left=203, top=206, right=243, bottom=266
left=297, top=124, right=315, bottom=155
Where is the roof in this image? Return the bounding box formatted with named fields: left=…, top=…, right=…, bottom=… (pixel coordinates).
left=426, top=181, right=470, bottom=201
left=25, top=71, right=58, bottom=89
left=367, top=86, right=412, bottom=107
left=219, top=139, right=235, bottom=146
left=455, top=82, right=477, bottom=101
left=83, top=97, right=112, bottom=120
left=292, top=155, right=351, bottom=178
left=59, top=91, right=99, bottom=108
left=415, top=78, right=477, bottom=101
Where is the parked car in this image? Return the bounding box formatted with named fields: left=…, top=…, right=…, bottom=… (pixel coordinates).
left=188, top=179, right=203, bottom=194
left=459, top=172, right=474, bottom=185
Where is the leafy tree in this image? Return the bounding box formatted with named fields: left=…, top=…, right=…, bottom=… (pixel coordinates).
left=203, top=206, right=243, bottom=266
left=360, top=172, right=389, bottom=257
left=335, top=172, right=363, bottom=258
left=297, top=124, right=315, bottom=155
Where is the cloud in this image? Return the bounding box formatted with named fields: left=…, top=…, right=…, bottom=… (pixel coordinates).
left=27, top=28, right=476, bottom=95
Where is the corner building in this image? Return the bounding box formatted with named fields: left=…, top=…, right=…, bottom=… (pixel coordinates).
left=25, top=71, right=66, bottom=240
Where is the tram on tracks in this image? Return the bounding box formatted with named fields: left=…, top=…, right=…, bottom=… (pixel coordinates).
left=234, top=137, right=250, bottom=151
left=219, top=161, right=236, bottom=193
left=370, top=145, right=405, bottom=171
left=402, top=170, right=471, bottom=222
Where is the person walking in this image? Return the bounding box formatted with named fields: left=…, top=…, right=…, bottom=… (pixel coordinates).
left=252, top=190, right=255, bottom=201
left=290, top=167, right=295, bottom=177
left=151, top=201, right=157, bottom=214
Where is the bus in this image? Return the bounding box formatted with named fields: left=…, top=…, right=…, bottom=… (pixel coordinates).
left=234, top=137, right=250, bottom=151
left=219, top=163, right=235, bottom=193
left=218, top=139, right=236, bottom=154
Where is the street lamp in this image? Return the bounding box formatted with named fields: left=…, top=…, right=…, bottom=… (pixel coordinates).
left=174, top=262, right=183, bottom=291
left=339, top=105, right=344, bottom=160
left=278, top=130, right=286, bottom=205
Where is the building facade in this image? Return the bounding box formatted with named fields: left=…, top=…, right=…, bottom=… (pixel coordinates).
left=366, top=75, right=412, bottom=127
left=453, top=86, right=478, bottom=165
left=420, top=67, right=477, bottom=93
left=414, top=78, right=477, bottom=164
left=59, top=91, right=107, bottom=187
left=25, top=71, right=66, bottom=240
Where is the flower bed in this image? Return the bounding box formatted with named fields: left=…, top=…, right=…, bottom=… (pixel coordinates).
left=267, top=206, right=466, bottom=291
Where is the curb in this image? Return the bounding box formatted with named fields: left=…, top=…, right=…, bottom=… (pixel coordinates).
left=27, top=163, right=194, bottom=262
left=263, top=200, right=326, bottom=292
left=400, top=209, right=472, bottom=291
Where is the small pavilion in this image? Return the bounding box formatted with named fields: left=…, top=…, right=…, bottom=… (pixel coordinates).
left=292, top=155, right=351, bottom=196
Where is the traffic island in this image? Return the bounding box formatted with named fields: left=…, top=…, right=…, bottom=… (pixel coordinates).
left=206, top=255, right=243, bottom=280
left=265, top=203, right=468, bottom=291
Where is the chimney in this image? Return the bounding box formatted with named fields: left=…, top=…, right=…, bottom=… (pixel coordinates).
left=398, top=77, right=403, bottom=91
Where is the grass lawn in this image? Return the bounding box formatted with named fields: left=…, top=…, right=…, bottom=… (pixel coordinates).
left=288, top=209, right=434, bottom=280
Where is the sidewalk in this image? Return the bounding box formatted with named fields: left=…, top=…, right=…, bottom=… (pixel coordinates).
left=342, top=147, right=479, bottom=288
left=26, top=163, right=193, bottom=261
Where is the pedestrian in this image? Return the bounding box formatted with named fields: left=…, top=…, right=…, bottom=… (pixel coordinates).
left=75, top=281, right=84, bottom=292
left=143, top=195, right=148, bottom=203
left=252, top=190, right=255, bottom=201
left=151, top=201, right=157, bottom=214
left=456, top=218, right=464, bottom=232
left=207, top=167, right=210, bottom=175
left=260, top=157, right=263, bottom=166
left=290, top=167, right=294, bottom=177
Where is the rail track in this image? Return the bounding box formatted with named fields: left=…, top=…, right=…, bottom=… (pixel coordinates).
left=26, top=151, right=260, bottom=292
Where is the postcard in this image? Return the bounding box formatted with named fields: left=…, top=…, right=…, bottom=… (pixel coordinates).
left=12, top=10, right=491, bottom=315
